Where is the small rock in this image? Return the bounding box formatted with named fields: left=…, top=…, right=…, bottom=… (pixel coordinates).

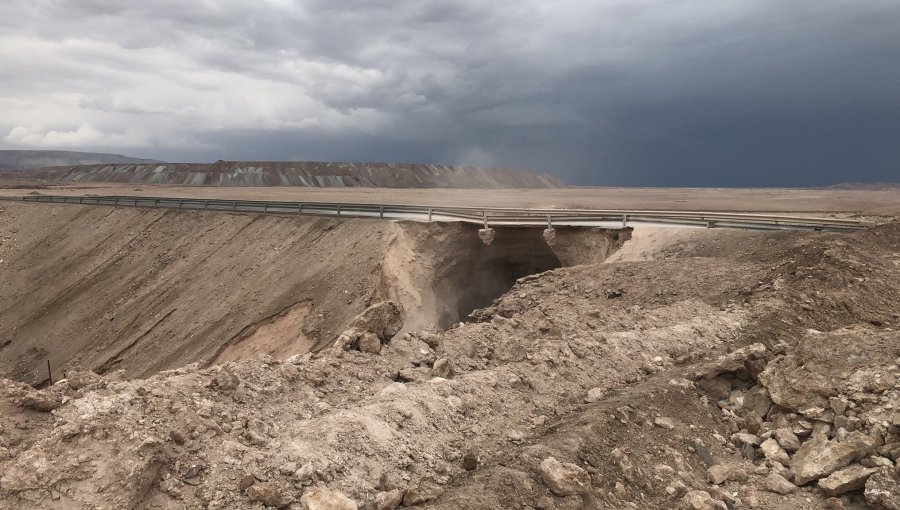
left=462, top=452, right=478, bottom=471
left=760, top=438, right=791, bottom=465
left=585, top=387, right=605, bottom=403
left=299, top=486, right=357, bottom=510
left=818, top=464, right=878, bottom=496
left=731, top=432, right=761, bottom=447
left=247, top=482, right=292, bottom=509
left=707, top=464, right=747, bottom=485
left=654, top=417, right=676, bottom=430
left=680, top=490, right=728, bottom=510
left=238, top=474, right=255, bottom=491
left=538, top=457, right=592, bottom=496
left=774, top=428, right=801, bottom=452
left=374, top=489, right=403, bottom=510
left=358, top=332, right=381, bottom=354
left=865, top=467, right=900, bottom=510
left=430, top=358, right=453, bottom=379
left=763, top=473, right=797, bottom=494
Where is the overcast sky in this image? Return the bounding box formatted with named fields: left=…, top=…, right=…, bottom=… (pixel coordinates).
left=1, top=0, right=898, bottom=185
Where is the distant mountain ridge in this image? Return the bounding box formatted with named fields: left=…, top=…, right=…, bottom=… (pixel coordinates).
left=25, top=160, right=565, bottom=189
left=0, top=150, right=161, bottom=170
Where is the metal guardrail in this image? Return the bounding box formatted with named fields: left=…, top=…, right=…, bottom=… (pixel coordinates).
left=15, top=194, right=865, bottom=232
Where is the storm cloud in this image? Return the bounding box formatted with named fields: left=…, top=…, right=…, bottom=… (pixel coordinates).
left=1, top=0, right=898, bottom=185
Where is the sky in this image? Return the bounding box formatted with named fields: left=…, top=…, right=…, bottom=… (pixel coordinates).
left=1, top=0, right=899, bottom=186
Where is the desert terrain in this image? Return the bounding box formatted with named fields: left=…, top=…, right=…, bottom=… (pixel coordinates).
left=0, top=180, right=898, bottom=510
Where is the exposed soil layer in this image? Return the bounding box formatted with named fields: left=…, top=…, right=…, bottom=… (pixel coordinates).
left=23, top=161, right=564, bottom=189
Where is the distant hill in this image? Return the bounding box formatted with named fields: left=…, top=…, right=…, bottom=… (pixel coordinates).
left=25, top=161, right=565, bottom=189
left=824, top=182, right=900, bottom=190
left=0, top=150, right=161, bottom=171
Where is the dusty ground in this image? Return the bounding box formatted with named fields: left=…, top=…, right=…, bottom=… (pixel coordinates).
left=0, top=193, right=899, bottom=510
left=2, top=178, right=900, bottom=215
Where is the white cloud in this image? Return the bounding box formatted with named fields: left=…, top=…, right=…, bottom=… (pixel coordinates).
left=4, top=124, right=147, bottom=148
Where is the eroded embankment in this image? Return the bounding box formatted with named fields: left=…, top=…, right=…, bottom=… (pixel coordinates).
left=0, top=201, right=629, bottom=384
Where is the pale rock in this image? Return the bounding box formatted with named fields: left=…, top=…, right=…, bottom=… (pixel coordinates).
left=774, top=428, right=802, bottom=452
left=818, top=464, right=878, bottom=496
left=654, top=417, right=676, bottom=430
left=791, top=431, right=876, bottom=484
left=679, top=490, right=728, bottom=510
left=374, top=489, right=403, bottom=510
left=585, top=387, right=605, bottom=403
left=538, top=457, right=592, bottom=496
left=300, top=487, right=357, bottom=510
left=865, top=467, right=900, bottom=510
left=763, top=473, right=797, bottom=494
left=760, top=438, right=791, bottom=465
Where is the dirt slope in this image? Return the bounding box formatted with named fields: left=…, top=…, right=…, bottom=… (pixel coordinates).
left=0, top=217, right=896, bottom=509
left=24, top=161, right=564, bottom=188
left=0, top=202, right=626, bottom=384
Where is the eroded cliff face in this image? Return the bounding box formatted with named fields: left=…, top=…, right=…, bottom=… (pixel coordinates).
left=25, top=161, right=565, bottom=188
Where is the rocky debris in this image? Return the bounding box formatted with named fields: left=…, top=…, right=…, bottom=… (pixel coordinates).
left=680, top=490, right=727, bottom=510
left=818, top=464, right=879, bottom=496
left=538, top=457, right=591, bottom=496
left=764, top=473, right=797, bottom=494
left=402, top=478, right=444, bottom=506
left=347, top=301, right=404, bottom=342
left=791, top=431, right=876, bottom=484
left=64, top=368, right=102, bottom=390
left=694, top=343, right=767, bottom=380
left=299, top=486, right=357, bottom=510
left=604, top=288, right=624, bottom=299
left=865, top=467, right=900, bottom=510
left=542, top=228, right=556, bottom=247
left=15, top=387, right=62, bottom=412
left=247, top=482, right=293, bottom=508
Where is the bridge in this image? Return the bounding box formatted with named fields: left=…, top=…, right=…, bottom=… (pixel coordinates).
left=12, top=194, right=865, bottom=239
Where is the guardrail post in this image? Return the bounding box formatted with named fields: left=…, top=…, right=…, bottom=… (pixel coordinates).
left=379, top=206, right=384, bottom=219
left=706, top=221, right=713, bottom=229
left=178, top=199, right=183, bottom=209
left=232, top=201, right=237, bottom=211
left=298, top=203, right=303, bottom=215
left=79, top=197, right=83, bottom=204
left=264, top=203, right=268, bottom=213
left=114, top=198, right=120, bottom=207
left=428, top=208, right=433, bottom=222
left=482, top=212, right=489, bottom=229
left=622, top=214, right=627, bottom=227
left=337, top=204, right=341, bottom=216
left=204, top=201, right=208, bottom=209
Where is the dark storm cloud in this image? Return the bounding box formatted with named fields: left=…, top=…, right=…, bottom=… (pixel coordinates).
left=1, top=0, right=898, bottom=185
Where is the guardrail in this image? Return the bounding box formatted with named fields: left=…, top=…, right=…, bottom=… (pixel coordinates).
left=16, top=194, right=865, bottom=232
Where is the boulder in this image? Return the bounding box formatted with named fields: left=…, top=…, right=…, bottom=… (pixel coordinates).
left=707, top=464, right=747, bottom=485
left=818, top=464, right=878, bottom=496
left=300, top=486, right=357, bottom=510
left=742, top=386, right=773, bottom=420
left=430, top=358, right=453, bottom=379
left=865, top=467, right=900, bottom=510
left=538, top=457, right=592, bottom=496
